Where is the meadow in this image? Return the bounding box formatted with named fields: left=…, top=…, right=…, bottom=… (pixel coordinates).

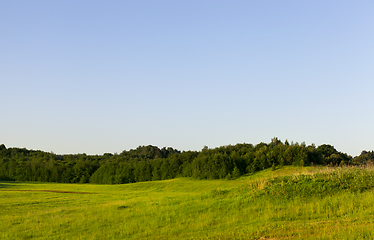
left=1, top=166, right=374, bottom=240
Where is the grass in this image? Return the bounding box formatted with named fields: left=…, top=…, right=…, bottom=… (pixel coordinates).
left=1, top=166, right=374, bottom=239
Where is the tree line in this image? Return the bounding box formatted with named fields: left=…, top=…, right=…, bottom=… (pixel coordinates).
left=0, top=138, right=371, bottom=184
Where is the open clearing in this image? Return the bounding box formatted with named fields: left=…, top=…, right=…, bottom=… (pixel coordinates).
left=1, top=166, right=374, bottom=239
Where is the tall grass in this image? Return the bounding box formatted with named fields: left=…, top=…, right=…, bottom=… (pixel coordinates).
left=250, top=165, right=374, bottom=198
left=1, top=166, right=374, bottom=239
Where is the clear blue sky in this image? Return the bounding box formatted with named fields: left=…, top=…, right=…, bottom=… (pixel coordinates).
left=1, top=1, right=373, bottom=156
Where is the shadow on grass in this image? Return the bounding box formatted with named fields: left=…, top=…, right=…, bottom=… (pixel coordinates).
left=0, top=181, right=98, bottom=194
left=0, top=181, right=18, bottom=189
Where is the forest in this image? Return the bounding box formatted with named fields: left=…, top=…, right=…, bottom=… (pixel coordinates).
left=0, top=138, right=372, bottom=184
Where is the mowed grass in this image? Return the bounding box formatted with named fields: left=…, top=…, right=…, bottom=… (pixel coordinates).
left=1, top=166, right=374, bottom=239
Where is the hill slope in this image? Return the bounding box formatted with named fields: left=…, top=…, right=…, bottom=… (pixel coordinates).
left=1, top=166, right=374, bottom=239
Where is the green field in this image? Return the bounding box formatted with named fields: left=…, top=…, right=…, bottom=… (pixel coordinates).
left=1, top=166, right=374, bottom=239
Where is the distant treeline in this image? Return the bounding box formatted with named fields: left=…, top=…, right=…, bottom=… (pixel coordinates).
left=0, top=138, right=373, bottom=184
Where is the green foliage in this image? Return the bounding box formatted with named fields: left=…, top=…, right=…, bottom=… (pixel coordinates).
left=352, top=150, right=374, bottom=165
left=0, top=139, right=367, bottom=184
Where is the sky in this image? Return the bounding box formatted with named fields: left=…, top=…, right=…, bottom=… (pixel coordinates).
left=1, top=1, right=374, bottom=156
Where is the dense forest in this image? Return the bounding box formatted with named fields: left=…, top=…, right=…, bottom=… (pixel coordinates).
left=0, top=138, right=372, bottom=184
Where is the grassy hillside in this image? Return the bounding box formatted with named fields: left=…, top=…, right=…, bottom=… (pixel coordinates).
left=1, top=166, right=374, bottom=239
